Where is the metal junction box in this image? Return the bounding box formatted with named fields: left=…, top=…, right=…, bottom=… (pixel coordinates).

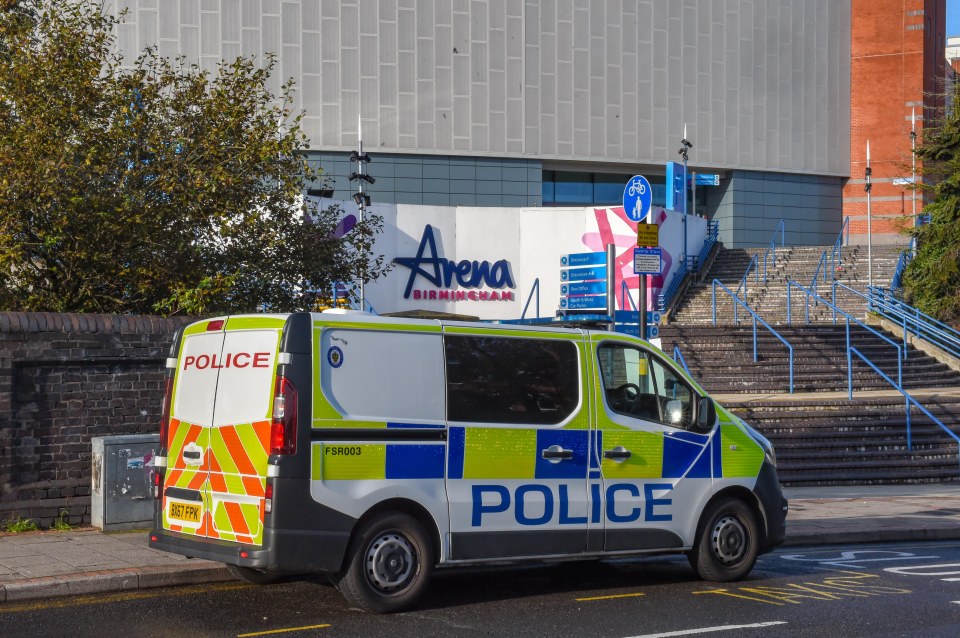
left=91, top=434, right=159, bottom=531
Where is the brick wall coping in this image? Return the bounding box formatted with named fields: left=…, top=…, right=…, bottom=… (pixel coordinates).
left=0, top=312, right=194, bottom=335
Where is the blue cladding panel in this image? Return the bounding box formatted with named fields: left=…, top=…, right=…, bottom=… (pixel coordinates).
left=386, top=445, right=446, bottom=479
left=535, top=430, right=589, bottom=479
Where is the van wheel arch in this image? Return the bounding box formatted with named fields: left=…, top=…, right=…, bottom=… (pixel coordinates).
left=699, top=487, right=767, bottom=548
left=340, top=498, right=442, bottom=574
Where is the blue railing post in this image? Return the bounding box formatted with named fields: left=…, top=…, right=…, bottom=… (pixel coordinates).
left=711, top=281, right=717, bottom=326
left=712, top=279, right=795, bottom=393
left=846, top=318, right=853, bottom=400
left=520, top=278, right=541, bottom=320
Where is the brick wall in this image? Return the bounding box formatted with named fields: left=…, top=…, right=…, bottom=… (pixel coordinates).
left=845, top=0, right=946, bottom=242
left=0, top=313, right=192, bottom=528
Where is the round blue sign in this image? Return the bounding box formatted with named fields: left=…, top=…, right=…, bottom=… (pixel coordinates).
left=327, top=346, right=344, bottom=368
left=622, top=175, right=652, bottom=222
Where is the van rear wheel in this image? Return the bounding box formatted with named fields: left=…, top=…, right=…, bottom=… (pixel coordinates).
left=688, top=496, right=759, bottom=582
left=225, top=564, right=283, bottom=585
left=337, top=512, right=433, bottom=613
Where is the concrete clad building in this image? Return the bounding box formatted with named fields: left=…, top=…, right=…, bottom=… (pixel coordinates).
left=112, top=1, right=867, bottom=248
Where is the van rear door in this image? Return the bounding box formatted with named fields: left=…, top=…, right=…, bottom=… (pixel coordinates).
left=163, top=316, right=284, bottom=546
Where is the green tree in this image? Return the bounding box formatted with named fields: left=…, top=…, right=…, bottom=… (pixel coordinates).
left=904, top=87, right=960, bottom=328
left=0, top=0, right=385, bottom=315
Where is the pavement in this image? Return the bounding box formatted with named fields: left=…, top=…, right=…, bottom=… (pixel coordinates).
left=1, top=485, right=959, bottom=604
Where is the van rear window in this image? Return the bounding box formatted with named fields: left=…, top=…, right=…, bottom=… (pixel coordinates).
left=444, top=335, right=579, bottom=425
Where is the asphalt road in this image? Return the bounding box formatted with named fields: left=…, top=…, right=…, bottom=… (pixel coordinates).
left=1, top=541, right=959, bottom=638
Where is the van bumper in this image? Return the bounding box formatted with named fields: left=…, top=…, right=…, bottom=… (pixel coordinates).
left=148, top=527, right=352, bottom=573
left=753, top=461, right=788, bottom=553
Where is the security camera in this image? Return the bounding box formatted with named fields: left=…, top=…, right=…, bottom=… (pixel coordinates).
left=681, top=139, right=693, bottom=149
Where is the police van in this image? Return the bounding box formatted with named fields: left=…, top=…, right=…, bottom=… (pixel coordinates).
left=149, top=310, right=786, bottom=612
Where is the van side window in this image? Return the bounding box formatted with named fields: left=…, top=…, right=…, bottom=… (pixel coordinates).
left=597, top=343, right=694, bottom=427
left=445, top=335, right=579, bottom=425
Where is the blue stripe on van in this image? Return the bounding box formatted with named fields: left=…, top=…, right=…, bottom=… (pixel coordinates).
left=711, top=430, right=723, bottom=479
left=447, top=427, right=465, bottom=479
left=534, top=430, right=589, bottom=480
left=662, top=436, right=704, bottom=479
left=385, top=445, right=445, bottom=479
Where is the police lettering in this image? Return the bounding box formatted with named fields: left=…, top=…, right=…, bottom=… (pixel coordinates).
left=471, top=482, right=674, bottom=527
left=182, top=352, right=271, bottom=370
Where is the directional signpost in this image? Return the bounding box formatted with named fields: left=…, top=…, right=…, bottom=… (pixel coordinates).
left=560, top=252, right=608, bottom=315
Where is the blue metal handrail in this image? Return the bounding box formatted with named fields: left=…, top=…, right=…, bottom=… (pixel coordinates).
left=848, top=338, right=960, bottom=453
left=890, top=250, right=912, bottom=291
left=762, top=219, right=785, bottom=280
left=520, top=278, right=540, bottom=319
left=621, top=280, right=638, bottom=311
left=673, top=345, right=691, bottom=375
left=661, top=220, right=720, bottom=311
left=735, top=254, right=760, bottom=301
left=832, top=282, right=908, bottom=361
left=658, top=263, right=687, bottom=312
left=809, top=250, right=829, bottom=299
left=691, top=220, right=719, bottom=271
left=868, top=286, right=960, bottom=361
left=787, top=279, right=902, bottom=387
left=829, top=217, right=849, bottom=276
left=711, top=279, right=794, bottom=393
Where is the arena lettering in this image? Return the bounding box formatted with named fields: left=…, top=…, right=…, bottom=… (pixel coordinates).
left=394, top=225, right=516, bottom=299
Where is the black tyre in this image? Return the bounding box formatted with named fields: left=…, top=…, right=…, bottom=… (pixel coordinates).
left=225, top=563, right=283, bottom=585
left=688, top=496, right=759, bottom=582
left=337, top=512, right=434, bottom=613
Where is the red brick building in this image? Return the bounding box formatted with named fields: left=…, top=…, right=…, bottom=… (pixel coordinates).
left=845, top=0, right=948, bottom=243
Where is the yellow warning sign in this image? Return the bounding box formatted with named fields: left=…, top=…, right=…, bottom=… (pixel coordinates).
left=637, top=223, right=659, bottom=247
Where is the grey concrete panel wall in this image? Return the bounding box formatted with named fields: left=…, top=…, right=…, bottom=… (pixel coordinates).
left=111, top=0, right=851, bottom=177
left=708, top=171, right=843, bottom=248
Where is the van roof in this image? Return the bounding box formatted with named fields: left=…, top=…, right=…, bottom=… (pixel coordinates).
left=311, top=309, right=648, bottom=339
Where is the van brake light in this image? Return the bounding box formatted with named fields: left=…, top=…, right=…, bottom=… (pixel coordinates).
left=270, top=377, right=298, bottom=455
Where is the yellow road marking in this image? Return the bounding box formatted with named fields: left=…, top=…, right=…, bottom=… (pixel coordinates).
left=576, top=592, right=646, bottom=602
left=0, top=582, right=252, bottom=614
left=237, top=624, right=331, bottom=637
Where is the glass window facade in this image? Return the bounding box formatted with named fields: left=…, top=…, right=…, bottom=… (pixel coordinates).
left=542, top=171, right=666, bottom=207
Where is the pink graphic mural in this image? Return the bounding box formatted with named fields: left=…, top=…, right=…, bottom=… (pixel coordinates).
left=581, top=206, right=673, bottom=311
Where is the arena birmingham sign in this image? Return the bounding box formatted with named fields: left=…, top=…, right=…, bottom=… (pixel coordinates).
left=394, top=225, right=516, bottom=301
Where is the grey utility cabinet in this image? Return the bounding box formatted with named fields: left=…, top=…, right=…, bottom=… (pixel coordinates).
left=91, top=434, right=160, bottom=531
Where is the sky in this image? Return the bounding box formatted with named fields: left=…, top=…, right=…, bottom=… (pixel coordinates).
left=950, top=0, right=960, bottom=37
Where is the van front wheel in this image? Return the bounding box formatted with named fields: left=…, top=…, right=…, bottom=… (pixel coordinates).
left=688, top=497, right=759, bottom=582
left=337, top=512, right=433, bottom=613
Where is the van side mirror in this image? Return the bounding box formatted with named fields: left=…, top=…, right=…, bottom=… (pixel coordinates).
left=696, top=397, right=717, bottom=431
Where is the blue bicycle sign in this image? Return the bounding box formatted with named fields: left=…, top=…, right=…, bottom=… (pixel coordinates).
left=622, top=175, right=652, bottom=222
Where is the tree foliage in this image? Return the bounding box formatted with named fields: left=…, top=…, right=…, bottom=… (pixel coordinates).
left=904, top=86, right=960, bottom=328
left=0, top=0, right=385, bottom=315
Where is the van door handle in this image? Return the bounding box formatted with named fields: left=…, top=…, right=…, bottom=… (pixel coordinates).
left=603, top=446, right=632, bottom=461
left=541, top=445, right=573, bottom=462
left=182, top=450, right=201, bottom=460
